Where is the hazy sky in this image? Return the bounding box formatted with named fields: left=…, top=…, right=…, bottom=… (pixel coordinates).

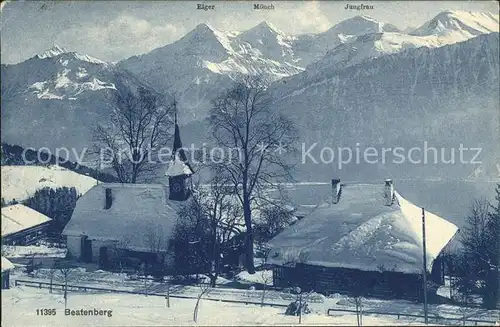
left=1, top=1, right=498, bottom=64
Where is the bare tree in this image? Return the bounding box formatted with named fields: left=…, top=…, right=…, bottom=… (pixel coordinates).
left=255, top=205, right=296, bottom=245
left=53, top=260, right=77, bottom=309
left=48, top=261, right=58, bottom=294
left=193, top=283, right=210, bottom=323
left=93, top=86, right=173, bottom=183
left=284, top=287, right=311, bottom=324
left=208, top=75, right=298, bottom=274
left=109, top=237, right=132, bottom=274
left=175, top=177, right=245, bottom=287
left=347, top=280, right=366, bottom=327
left=260, top=268, right=273, bottom=307
left=143, top=225, right=170, bottom=285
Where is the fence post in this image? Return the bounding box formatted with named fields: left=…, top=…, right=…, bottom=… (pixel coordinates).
left=166, top=285, right=170, bottom=308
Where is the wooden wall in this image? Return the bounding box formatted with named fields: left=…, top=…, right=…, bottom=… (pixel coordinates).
left=273, top=263, right=441, bottom=302
left=3, top=222, right=51, bottom=245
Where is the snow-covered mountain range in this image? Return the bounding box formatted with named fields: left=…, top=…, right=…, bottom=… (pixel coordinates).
left=269, top=32, right=499, bottom=180
left=1, top=10, right=498, bottom=180
left=119, top=22, right=302, bottom=123
left=1, top=45, right=150, bottom=156
left=119, top=16, right=407, bottom=122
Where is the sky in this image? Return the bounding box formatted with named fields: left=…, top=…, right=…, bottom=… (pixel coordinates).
left=1, top=0, right=498, bottom=64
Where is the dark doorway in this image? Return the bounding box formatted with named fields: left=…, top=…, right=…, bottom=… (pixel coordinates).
left=81, top=236, right=92, bottom=263
left=99, top=246, right=108, bottom=269
left=2, top=272, right=10, bottom=289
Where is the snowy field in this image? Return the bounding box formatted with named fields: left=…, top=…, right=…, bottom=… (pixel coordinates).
left=2, top=286, right=438, bottom=326
left=3, top=266, right=499, bottom=326
left=1, top=165, right=97, bottom=202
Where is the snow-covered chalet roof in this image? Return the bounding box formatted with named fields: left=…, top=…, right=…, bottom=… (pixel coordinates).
left=267, top=182, right=459, bottom=274
left=1, top=204, right=52, bottom=237
left=1, top=257, right=15, bottom=272
left=63, top=183, right=187, bottom=252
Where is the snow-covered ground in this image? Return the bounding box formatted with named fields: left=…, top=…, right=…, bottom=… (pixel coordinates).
left=4, top=267, right=498, bottom=326
left=235, top=270, right=274, bottom=286
left=2, top=245, right=67, bottom=258
left=1, top=286, right=443, bottom=326
left=1, top=165, right=97, bottom=203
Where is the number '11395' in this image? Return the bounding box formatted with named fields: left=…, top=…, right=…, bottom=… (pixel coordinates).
left=36, top=309, right=56, bottom=315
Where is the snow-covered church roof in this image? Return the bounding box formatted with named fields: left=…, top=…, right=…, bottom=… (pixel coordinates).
left=1, top=204, right=52, bottom=237
left=267, top=182, right=459, bottom=274
left=63, top=183, right=185, bottom=252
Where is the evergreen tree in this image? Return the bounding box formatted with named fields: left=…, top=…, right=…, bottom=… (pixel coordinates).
left=24, top=187, right=78, bottom=235
left=483, top=184, right=500, bottom=309
left=459, top=186, right=500, bottom=309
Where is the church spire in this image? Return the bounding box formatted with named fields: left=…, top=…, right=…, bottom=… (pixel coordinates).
left=166, top=100, right=194, bottom=201
left=172, top=100, right=188, bottom=163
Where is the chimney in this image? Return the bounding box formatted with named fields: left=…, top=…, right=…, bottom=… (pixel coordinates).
left=332, top=178, right=341, bottom=204
left=104, top=188, right=113, bottom=209
left=384, top=179, right=394, bottom=206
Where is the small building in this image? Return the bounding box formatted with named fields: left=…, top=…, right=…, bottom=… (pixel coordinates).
left=1, top=257, right=15, bottom=289
left=62, top=183, right=182, bottom=268
left=1, top=204, right=52, bottom=245
left=62, top=111, right=194, bottom=270
left=267, top=179, right=459, bottom=302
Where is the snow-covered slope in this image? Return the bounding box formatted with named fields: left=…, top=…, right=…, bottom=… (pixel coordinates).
left=1, top=11, right=497, bottom=172
left=2, top=44, right=114, bottom=101
left=120, top=22, right=305, bottom=123
left=269, top=32, right=500, bottom=181
left=411, top=10, right=499, bottom=37
left=325, top=15, right=401, bottom=36
left=302, top=11, right=499, bottom=76
left=1, top=165, right=97, bottom=203
left=289, top=15, right=402, bottom=68
left=119, top=17, right=401, bottom=123
left=1, top=46, right=150, bottom=155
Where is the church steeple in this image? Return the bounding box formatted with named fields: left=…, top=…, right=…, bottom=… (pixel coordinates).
left=166, top=100, right=193, bottom=201
left=172, top=104, right=187, bottom=162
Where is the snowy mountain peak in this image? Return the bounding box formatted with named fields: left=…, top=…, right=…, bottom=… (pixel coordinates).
left=324, top=15, right=400, bottom=38
left=354, top=15, right=378, bottom=23
left=252, top=21, right=282, bottom=34
left=37, top=44, right=68, bottom=59
left=411, top=10, right=499, bottom=36
left=238, top=21, right=286, bottom=40
left=191, top=22, right=217, bottom=34
left=35, top=44, right=107, bottom=65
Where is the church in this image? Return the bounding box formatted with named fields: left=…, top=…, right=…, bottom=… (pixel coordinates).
left=62, top=113, right=194, bottom=269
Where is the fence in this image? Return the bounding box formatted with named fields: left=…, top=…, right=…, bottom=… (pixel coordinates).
left=15, top=279, right=497, bottom=325
left=327, top=308, right=498, bottom=326
left=14, top=279, right=289, bottom=308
